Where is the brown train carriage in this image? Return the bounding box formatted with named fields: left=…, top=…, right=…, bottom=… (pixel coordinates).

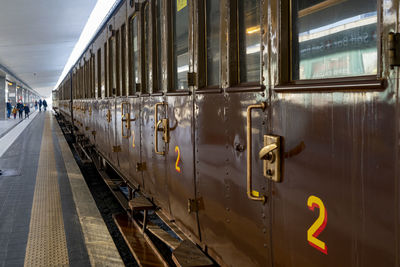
left=54, top=0, right=400, bottom=266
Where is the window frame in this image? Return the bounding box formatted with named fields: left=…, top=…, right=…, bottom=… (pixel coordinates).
left=121, top=24, right=127, bottom=96
left=108, top=34, right=117, bottom=97
left=196, top=0, right=222, bottom=90
left=170, top=0, right=190, bottom=92
left=97, top=48, right=102, bottom=98
left=275, top=0, right=385, bottom=92
left=236, top=0, right=263, bottom=86
left=128, top=12, right=141, bottom=96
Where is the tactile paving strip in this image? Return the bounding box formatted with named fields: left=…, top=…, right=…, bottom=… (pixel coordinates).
left=24, top=113, right=69, bottom=267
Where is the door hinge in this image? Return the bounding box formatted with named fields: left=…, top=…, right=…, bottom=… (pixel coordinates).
left=112, top=145, right=121, bottom=152
left=389, top=32, right=400, bottom=68
left=187, top=72, right=197, bottom=87
left=136, top=162, right=147, bottom=172
left=187, top=198, right=203, bottom=213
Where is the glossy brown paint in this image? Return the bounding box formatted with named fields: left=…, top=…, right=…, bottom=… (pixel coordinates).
left=54, top=0, right=400, bottom=266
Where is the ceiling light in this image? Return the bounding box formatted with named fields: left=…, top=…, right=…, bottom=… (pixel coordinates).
left=246, top=26, right=261, bottom=34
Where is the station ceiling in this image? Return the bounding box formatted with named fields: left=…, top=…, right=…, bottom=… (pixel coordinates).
left=0, top=0, right=97, bottom=97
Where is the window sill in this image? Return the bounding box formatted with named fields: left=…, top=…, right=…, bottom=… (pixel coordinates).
left=150, top=92, right=164, bottom=96
left=274, top=78, right=386, bottom=92
left=196, top=88, right=223, bottom=94
left=225, top=84, right=265, bottom=93
left=166, top=90, right=191, bottom=96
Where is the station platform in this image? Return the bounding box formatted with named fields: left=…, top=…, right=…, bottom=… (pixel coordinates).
left=0, top=111, right=124, bottom=266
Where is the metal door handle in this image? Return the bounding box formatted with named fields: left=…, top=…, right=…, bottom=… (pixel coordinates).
left=259, top=144, right=277, bottom=160
left=106, top=109, right=111, bottom=123
left=155, top=102, right=168, bottom=155
left=122, top=102, right=135, bottom=138
left=246, top=102, right=266, bottom=202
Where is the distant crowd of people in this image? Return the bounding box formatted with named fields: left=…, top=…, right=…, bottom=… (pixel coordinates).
left=6, top=98, right=47, bottom=120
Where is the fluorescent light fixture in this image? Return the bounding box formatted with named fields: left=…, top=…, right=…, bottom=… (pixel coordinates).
left=178, top=65, right=189, bottom=73
left=246, top=26, right=260, bottom=34
left=246, top=43, right=260, bottom=55
left=54, top=0, right=119, bottom=90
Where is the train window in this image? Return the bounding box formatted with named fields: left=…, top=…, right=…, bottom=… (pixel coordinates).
left=84, top=61, right=88, bottom=98
left=172, top=0, right=189, bottom=90
left=104, top=43, right=108, bottom=97
left=144, top=3, right=150, bottom=93
left=155, top=0, right=163, bottom=92
left=291, top=0, right=377, bottom=80
left=205, top=0, right=220, bottom=86
left=238, top=0, right=261, bottom=83
left=121, top=24, right=127, bottom=96
left=97, top=49, right=102, bottom=98
left=116, top=30, right=121, bottom=96
left=129, top=15, right=140, bottom=95
left=92, top=55, right=95, bottom=98
left=109, top=36, right=117, bottom=96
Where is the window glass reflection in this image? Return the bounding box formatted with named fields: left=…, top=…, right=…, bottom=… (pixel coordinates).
left=206, top=0, right=220, bottom=86
left=173, top=0, right=189, bottom=90
left=130, top=16, right=139, bottom=94
left=238, top=0, right=261, bottom=83
left=156, top=0, right=163, bottom=92
left=292, top=0, right=377, bottom=80
left=144, top=3, right=150, bottom=93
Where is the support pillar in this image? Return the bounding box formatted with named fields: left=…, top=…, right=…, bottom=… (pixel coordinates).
left=16, top=86, right=22, bottom=103
left=0, top=77, right=5, bottom=119
left=7, top=82, right=16, bottom=106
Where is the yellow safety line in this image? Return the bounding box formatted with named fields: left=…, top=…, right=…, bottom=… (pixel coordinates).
left=24, top=113, right=69, bottom=267
left=53, top=115, right=124, bottom=266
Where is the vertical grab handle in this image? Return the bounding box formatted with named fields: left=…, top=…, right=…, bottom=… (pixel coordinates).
left=121, top=102, right=130, bottom=139
left=246, top=102, right=266, bottom=202
left=155, top=102, right=167, bottom=155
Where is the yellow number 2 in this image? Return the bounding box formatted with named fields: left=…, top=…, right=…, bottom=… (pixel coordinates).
left=175, top=146, right=181, bottom=173
left=307, top=195, right=328, bottom=254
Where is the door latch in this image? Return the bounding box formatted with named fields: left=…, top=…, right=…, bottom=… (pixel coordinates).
left=136, top=162, right=147, bottom=172
left=259, top=135, right=282, bottom=182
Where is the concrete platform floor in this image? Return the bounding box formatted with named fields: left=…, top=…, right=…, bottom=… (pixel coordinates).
left=0, top=111, right=124, bottom=267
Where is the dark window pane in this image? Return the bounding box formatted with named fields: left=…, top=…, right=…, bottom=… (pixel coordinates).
left=97, top=49, right=101, bottom=98
left=109, top=37, right=117, bottom=96
left=206, top=0, right=220, bottom=86
left=292, top=0, right=377, bottom=80
left=144, top=3, right=150, bottom=93
left=121, top=24, right=127, bottom=96
left=156, top=0, right=163, bottom=92
left=104, top=43, right=108, bottom=96
left=238, top=0, right=261, bottom=83
left=130, top=16, right=139, bottom=94
left=173, top=0, right=189, bottom=90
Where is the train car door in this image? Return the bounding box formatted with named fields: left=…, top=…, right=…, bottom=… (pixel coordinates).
left=194, top=1, right=272, bottom=266
left=269, top=0, right=397, bottom=266
left=108, top=23, right=120, bottom=168
left=165, top=0, right=199, bottom=239
left=128, top=2, right=170, bottom=210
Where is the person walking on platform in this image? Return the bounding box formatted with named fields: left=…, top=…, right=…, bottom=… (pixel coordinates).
left=38, top=99, right=42, bottom=111
left=34, top=100, right=38, bottom=110
left=16, top=101, right=23, bottom=119
left=6, top=99, right=11, bottom=119
left=12, top=106, right=17, bottom=119
left=43, top=99, right=47, bottom=111
left=24, top=104, right=30, bottom=118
